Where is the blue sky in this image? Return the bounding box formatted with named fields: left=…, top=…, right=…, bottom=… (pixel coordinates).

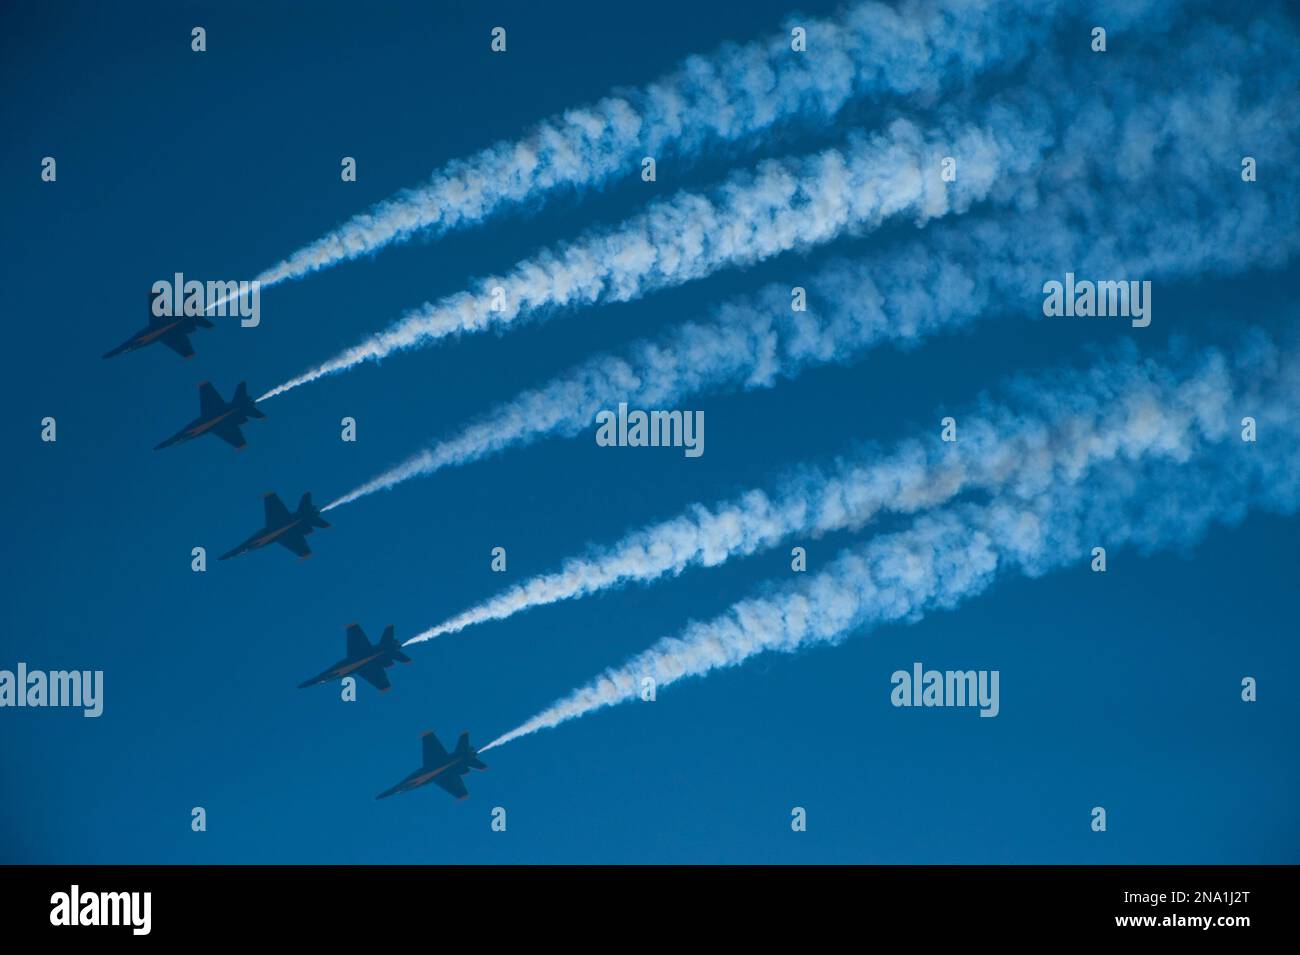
left=1, top=0, right=1296, bottom=863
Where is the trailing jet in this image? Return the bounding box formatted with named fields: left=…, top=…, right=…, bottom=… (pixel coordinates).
left=154, top=381, right=265, bottom=451
left=103, top=293, right=214, bottom=359
left=298, top=623, right=411, bottom=692
left=376, top=731, right=487, bottom=801
left=219, top=492, right=330, bottom=561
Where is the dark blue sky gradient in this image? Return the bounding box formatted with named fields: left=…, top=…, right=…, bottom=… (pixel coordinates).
left=1, top=1, right=1296, bottom=863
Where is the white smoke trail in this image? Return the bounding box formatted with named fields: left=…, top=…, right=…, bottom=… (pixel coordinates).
left=405, top=339, right=1274, bottom=644
left=324, top=11, right=1300, bottom=511
left=263, top=4, right=1270, bottom=403
left=480, top=337, right=1300, bottom=751
left=261, top=107, right=1036, bottom=401
left=252, top=0, right=1149, bottom=289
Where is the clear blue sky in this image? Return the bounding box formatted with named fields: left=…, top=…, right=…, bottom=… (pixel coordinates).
left=1, top=0, right=1296, bottom=863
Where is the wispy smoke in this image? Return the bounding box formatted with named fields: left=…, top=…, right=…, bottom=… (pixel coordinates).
left=481, top=337, right=1299, bottom=751
left=325, top=11, right=1299, bottom=510
left=407, top=338, right=1281, bottom=644
left=263, top=4, right=1271, bottom=403
left=253, top=0, right=1133, bottom=289
left=262, top=106, right=1036, bottom=400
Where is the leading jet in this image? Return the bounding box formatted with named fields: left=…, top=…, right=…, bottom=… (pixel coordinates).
left=103, top=293, right=214, bottom=360
left=298, top=623, right=411, bottom=693
left=376, top=731, right=487, bottom=801
left=154, top=381, right=265, bottom=451
left=219, top=492, right=330, bottom=561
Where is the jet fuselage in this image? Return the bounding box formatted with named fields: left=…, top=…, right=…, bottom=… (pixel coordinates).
left=302, top=649, right=388, bottom=686
left=249, top=516, right=314, bottom=550
left=394, top=758, right=466, bottom=794
left=182, top=405, right=243, bottom=439
left=133, top=318, right=186, bottom=344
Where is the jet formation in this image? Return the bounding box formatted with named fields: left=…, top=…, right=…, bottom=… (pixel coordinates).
left=107, top=290, right=492, bottom=803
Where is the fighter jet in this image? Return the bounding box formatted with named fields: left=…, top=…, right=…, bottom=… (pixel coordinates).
left=154, top=381, right=266, bottom=451
left=298, top=623, right=412, bottom=692
left=218, top=492, right=330, bottom=561
left=103, top=293, right=214, bottom=360
left=376, top=731, right=487, bottom=801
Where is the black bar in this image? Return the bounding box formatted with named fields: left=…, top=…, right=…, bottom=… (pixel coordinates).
left=0, top=865, right=1284, bottom=939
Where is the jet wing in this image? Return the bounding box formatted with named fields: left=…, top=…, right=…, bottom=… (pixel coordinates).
left=264, top=493, right=292, bottom=527
left=432, top=772, right=469, bottom=800
left=211, top=419, right=247, bottom=449
left=421, top=731, right=449, bottom=766
left=346, top=624, right=371, bottom=658
left=160, top=328, right=195, bottom=358
left=276, top=531, right=312, bottom=558
left=357, top=662, right=392, bottom=692
left=198, top=382, right=225, bottom=417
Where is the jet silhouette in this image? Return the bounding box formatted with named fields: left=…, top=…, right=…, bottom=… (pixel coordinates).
left=219, top=492, right=330, bottom=561
left=376, top=731, right=487, bottom=801
left=103, top=293, right=214, bottom=359
left=154, top=381, right=265, bottom=451
left=298, top=623, right=411, bottom=692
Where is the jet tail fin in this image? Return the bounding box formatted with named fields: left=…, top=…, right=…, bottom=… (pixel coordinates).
left=235, top=382, right=267, bottom=419
left=380, top=625, right=412, bottom=663
left=298, top=492, right=331, bottom=527
left=454, top=732, right=471, bottom=758
left=453, top=733, right=485, bottom=769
